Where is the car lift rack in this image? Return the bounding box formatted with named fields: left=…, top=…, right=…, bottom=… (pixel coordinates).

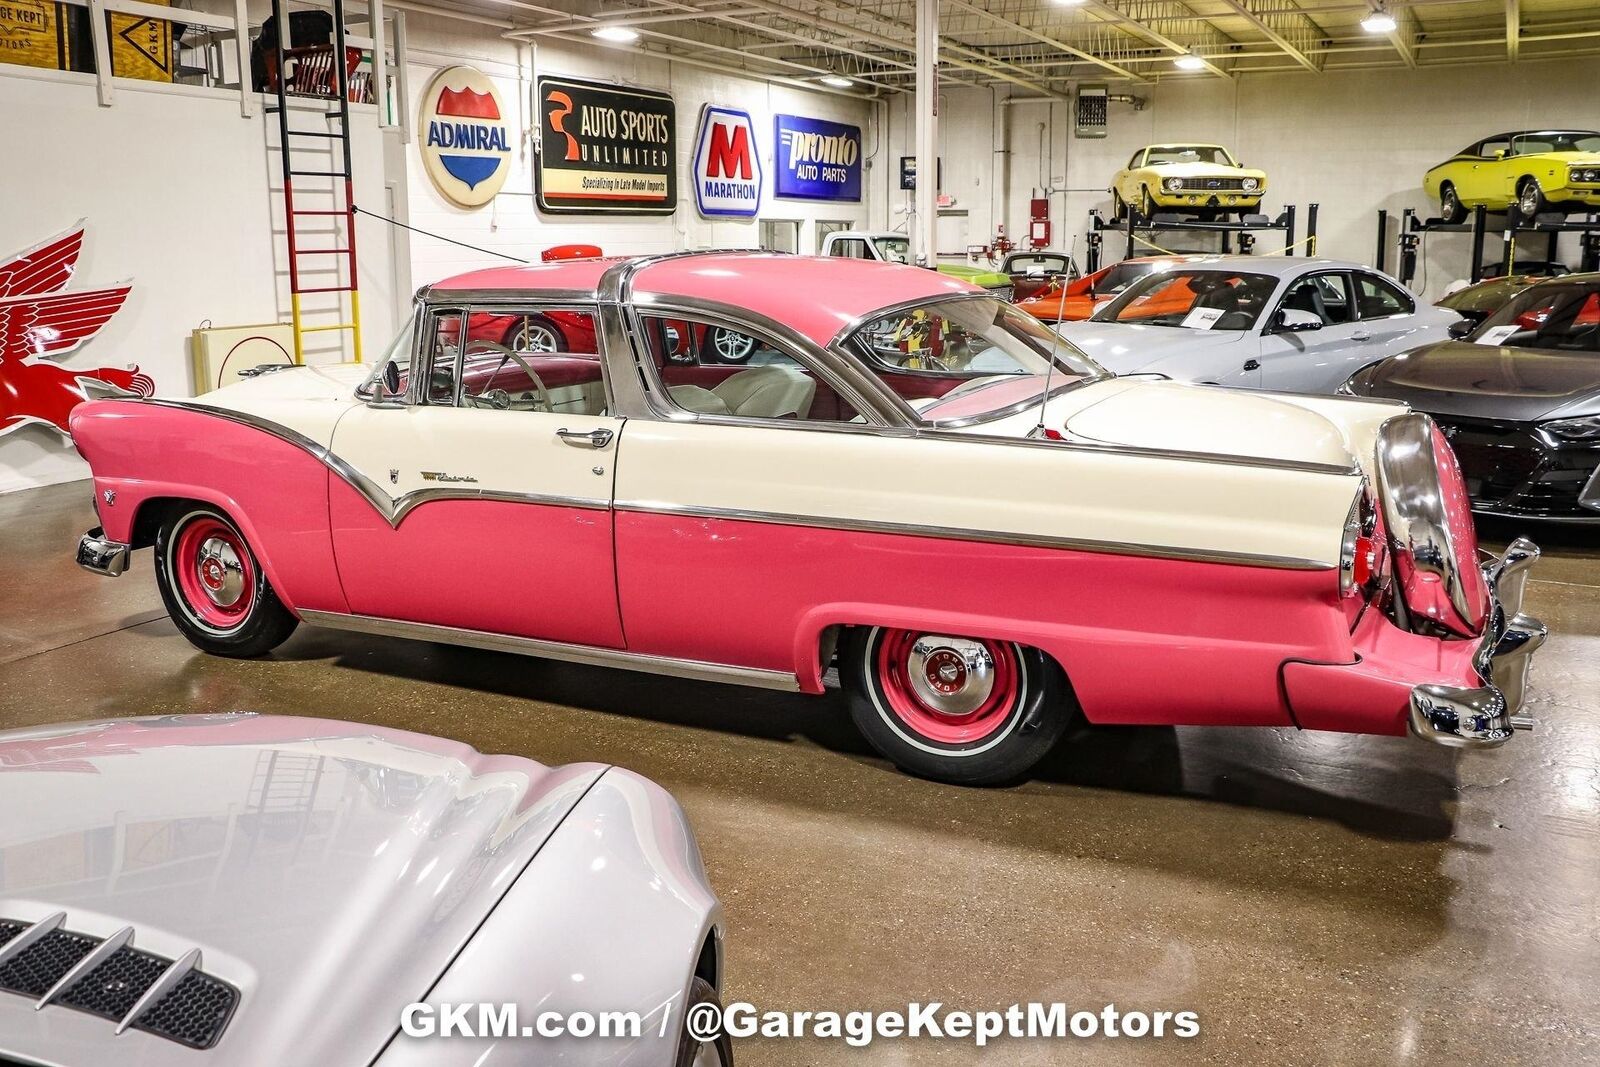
left=266, top=0, right=364, bottom=364
left=1083, top=204, right=1318, bottom=274
left=1374, top=206, right=1600, bottom=287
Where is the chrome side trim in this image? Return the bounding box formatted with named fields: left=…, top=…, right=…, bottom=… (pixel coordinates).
left=0, top=912, right=65, bottom=970
left=116, top=947, right=200, bottom=1034
left=613, top=500, right=1335, bottom=571
left=298, top=610, right=802, bottom=691
left=922, top=427, right=1363, bottom=477
left=128, top=399, right=609, bottom=528
left=421, top=286, right=601, bottom=306
left=36, top=926, right=134, bottom=1009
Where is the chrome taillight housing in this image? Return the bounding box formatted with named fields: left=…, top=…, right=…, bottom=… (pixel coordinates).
left=1374, top=413, right=1490, bottom=638
left=1339, top=482, right=1384, bottom=600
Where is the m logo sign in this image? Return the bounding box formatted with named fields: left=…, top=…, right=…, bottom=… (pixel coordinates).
left=692, top=105, right=762, bottom=219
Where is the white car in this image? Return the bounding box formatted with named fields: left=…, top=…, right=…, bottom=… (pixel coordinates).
left=1057, top=257, right=1463, bottom=394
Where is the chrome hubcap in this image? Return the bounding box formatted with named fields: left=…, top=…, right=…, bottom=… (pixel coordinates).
left=195, top=537, right=245, bottom=607
left=907, top=636, right=995, bottom=716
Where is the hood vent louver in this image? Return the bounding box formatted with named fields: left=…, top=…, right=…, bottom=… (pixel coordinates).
left=0, top=915, right=238, bottom=1050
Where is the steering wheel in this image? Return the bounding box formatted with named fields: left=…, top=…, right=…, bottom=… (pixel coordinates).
left=464, top=340, right=553, bottom=411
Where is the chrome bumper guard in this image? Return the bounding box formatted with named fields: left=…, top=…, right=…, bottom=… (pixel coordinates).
left=76, top=527, right=131, bottom=577
left=1409, top=537, right=1546, bottom=748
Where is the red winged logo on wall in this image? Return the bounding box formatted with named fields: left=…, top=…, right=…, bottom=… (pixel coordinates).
left=0, top=221, right=152, bottom=439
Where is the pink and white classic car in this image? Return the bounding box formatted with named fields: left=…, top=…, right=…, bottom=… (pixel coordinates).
left=72, top=253, right=1547, bottom=785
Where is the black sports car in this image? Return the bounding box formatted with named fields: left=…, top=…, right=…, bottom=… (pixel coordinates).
left=1343, top=273, right=1600, bottom=520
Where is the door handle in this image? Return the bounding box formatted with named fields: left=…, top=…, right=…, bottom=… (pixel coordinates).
left=1242, top=359, right=1261, bottom=371
left=557, top=427, right=614, bottom=449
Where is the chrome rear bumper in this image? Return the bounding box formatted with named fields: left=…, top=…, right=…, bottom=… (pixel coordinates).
left=77, top=527, right=131, bottom=577
left=1409, top=537, right=1546, bottom=748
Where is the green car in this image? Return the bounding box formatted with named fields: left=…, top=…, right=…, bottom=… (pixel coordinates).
left=820, top=231, right=1013, bottom=299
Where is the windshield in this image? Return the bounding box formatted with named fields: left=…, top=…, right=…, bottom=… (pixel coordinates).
left=1145, top=146, right=1235, bottom=166
left=356, top=310, right=417, bottom=400
left=846, top=296, right=1106, bottom=425
left=1096, top=269, right=1277, bottom=330
left=873, top=236, right=913, bottom=264
left=1469, top=283, right=1600, bottom=351
left=1093, top=260, right=1165, bottom=294
left=1511, top=131, right=1600, bottom=154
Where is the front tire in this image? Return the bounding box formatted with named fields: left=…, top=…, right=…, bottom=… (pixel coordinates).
left=1517, top=177, right=1547, bottom=220
left=1138, top=185, right=1155, bottom=221
left=1439, top=182, right=1467, bottom=224
left=155, top=506, right=297, bottom=657
left=674, top=977, right=733, bottom=1067
left=842, top=627, right=1071, bottom=786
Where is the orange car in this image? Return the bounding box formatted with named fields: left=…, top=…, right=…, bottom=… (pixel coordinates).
left=1016, top=256, right=1184, bottom=323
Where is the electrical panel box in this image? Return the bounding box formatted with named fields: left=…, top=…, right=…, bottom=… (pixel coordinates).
left=1075, top=85, right=1108, bottom=139
left=1029, top=197, right=1051, bottom=248
left=191, top=322, right=295, bottom=394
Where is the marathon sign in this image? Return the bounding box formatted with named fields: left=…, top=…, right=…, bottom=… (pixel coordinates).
left=774, top=114, right=862, bottom=202
left=692, top=105, right=762, bottom=219
left=536, top=75, right=677, bottom=215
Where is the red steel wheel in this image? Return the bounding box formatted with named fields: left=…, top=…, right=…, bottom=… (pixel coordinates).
left=843, top=627, right=1073, bottom=786
left=155, top=506, right=298, bottom=657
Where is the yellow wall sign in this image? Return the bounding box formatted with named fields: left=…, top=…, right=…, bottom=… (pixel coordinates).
left=104, top=4, right=172, bottom=81
left=0, top=0, right=67, bottom=69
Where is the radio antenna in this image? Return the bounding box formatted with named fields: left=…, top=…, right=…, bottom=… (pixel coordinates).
left=1033, top=267, right=1073, bottom=437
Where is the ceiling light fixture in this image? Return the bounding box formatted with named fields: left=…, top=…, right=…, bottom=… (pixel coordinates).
left=591, top=25, right=640, bottom=43
left=1173, top=52, right=1207, bottom=70
left=821, top=74, right=854, bottom=88
left=1050, top=0, right=1087, bottom=6
left=1360, top=5, right=1397, bottom=33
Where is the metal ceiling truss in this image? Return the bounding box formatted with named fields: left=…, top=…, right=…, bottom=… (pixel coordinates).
left=502, top=0, right=1600, bottom=95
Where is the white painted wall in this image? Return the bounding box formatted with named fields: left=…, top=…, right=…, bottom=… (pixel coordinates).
left=0, top=66, right=404, bottom=494
left=398, top=13, right=886, bottom=287
left=892, top=56, right=1600, bottom=300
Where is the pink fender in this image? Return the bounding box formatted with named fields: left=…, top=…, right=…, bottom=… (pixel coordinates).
left=69, top=400, right=349, bottom=616
left=615, top=511, right=1354, bottom=727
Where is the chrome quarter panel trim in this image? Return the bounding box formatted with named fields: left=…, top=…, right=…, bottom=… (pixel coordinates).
left=923, top=427, right=1362, bottom=477
left=298, top=610, right=802, bottom=690
left=125, top=400, right=608, bottom=529
left=613, top=501, right=1334, bottom=571
left=1375, top=411, right=1478, bottom=635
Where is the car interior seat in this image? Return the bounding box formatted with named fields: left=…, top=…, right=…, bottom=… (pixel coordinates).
left=708, top=366, right=817, bottom=419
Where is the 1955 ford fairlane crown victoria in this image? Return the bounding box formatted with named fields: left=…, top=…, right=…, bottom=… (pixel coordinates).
left=72, top=252, right=1548, bottom=785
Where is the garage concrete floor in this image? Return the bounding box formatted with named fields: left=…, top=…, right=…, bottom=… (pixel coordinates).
left=1, top=480, right=1597, bottom=1065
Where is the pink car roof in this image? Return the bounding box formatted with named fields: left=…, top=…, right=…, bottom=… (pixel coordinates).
left=430, top=253, right=981, bottom=347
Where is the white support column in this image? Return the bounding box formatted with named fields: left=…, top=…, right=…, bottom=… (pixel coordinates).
left=913, top=0, right=937, bottom=266
left=371, top=0, right=388, bottom=126
left=393, top=9, right=411, bottom=144
left=87, top=0, right=114, bottom=106
left=234, top=0, right=254, bottom=117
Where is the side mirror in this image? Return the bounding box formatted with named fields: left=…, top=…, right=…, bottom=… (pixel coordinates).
left=383, top=360, right=402, bottom=396
left=1492, top=148, right=1508, bottom=160
left=1448, top=318, right=1476, bottom=340
left=1274, top=308, right=1323, bottom=333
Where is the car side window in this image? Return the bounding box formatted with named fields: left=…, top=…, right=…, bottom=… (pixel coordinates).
left=829, top=238, right=870, bottom=260
left=639, top=313, right=865, bottom=424
left=1278, top=273, right=1353, bottom=327
left=1353, top=275, right=1414, bottom=319
left=422, top=305, right=607, bottom=414
left=1127, top=151, right=1143, bottom=169
left=1480, top=137, right=1509, bottom=159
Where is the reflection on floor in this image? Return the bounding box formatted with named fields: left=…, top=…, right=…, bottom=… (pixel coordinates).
left=1, top=481, right=1596, bottom=1065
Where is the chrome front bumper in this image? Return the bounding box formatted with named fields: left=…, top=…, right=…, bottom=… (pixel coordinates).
left=1409, top=537, right=1547, bottom=748
left=77, top=527, right=131, bottom=577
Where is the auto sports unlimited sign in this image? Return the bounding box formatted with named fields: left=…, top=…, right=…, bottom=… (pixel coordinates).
left=537, top=76, right=677, bottom=215
left=774, top=114, right=862, bottom=202
left=418, top=65, right=512, bottom=209
left=692, top=105, right=762, bottom=219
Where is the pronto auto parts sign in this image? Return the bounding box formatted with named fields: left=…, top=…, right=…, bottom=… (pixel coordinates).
left=537, top=76, right=677, bottom=215
left=692, top=105, right=761, bottom=219
left=774, top=114, right=861, bottom=202
left=418, top=65, right=512, bottom=209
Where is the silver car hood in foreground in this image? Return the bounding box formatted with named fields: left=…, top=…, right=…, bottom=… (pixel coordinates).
left=1055, top=321, right=1252, bottom=379
left=0, top=715, right=638, bottom=1066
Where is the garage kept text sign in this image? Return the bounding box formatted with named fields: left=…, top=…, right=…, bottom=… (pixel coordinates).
left=536, top=75, right=677, bottom=215
left=774, top=114, right=862, bottom=202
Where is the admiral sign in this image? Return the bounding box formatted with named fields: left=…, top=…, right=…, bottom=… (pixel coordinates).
left=419, top=65, right=511, bottom=209
left=537, top=76, right=677, bottom=215
left=692, top=105, right=762, bottom=219
left=774, top=114, right=862, bottom=202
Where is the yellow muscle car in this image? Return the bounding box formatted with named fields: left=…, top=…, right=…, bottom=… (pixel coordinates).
left=1423, top=129, right=1600, bottom=222
left=1111, top=144, right=1267, bottom=221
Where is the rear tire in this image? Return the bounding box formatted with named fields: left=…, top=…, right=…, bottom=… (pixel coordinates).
left=154, top=506, right=297, bottom=657
left=675, top=977, right=733, bottom=1067
left=842, top=626, right=1072, bottom=786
